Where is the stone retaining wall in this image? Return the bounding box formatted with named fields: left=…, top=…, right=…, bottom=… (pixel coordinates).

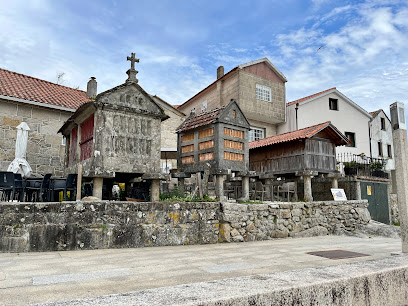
left=0, top=200, right=370, bottom=253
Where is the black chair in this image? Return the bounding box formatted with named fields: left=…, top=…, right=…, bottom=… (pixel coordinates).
left=13, top=173, right=25, bottom=202
left=0, top=172, right=15, bottom=202
left=52, top=174, right=77, bottom=201
left=25, top=174, right=52, bottom=202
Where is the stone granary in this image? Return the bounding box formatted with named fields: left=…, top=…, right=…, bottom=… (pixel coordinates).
left=58, top=53, right=168, bottom=201
left=249, top=121, right=348, bottom=201
left=176, top=100, right=250, bottom=199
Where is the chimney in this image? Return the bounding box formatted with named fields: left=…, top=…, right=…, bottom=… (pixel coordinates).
left=217, top=66, right=224, bottom=79
left=87, top=77, right=97, bottom=99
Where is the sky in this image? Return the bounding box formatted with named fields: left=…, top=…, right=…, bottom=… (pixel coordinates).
left=1, top=0, right=408, bottom=117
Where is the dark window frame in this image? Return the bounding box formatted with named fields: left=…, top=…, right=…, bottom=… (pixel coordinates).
left=329, top=98, right=338, bottom=111
left=378, top=141, right=383, bottom=157
left=344, top=132, right=355, bottom=147
left=381, top=117, right=386, bottom=130
left=387, top=144, right=392, bottom=158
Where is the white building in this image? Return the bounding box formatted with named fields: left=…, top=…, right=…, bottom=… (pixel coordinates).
left=369, top=109, right=395, bottom=171
left=279, top=87, right=372, bottom=156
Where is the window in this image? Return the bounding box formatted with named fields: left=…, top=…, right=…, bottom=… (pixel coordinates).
left=256, top=84, right=271, bottom=102
left=62, top=136, right=66, bottom=146
left=387, top=145, right=392, bottom=158
left=329, top=98, right=338, bottom=110
left=201, top=101, right=207, bottom=113
left=381, top=118, right=386, bottom=130
left=249, top=127, right=265, bottom=142
left=344, top=132, right=355, bottom=147
left=378, top=141, right=383, bottom=157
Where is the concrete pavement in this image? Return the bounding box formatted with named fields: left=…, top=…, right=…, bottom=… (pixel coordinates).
left=0, top=235, right=405, bottom=305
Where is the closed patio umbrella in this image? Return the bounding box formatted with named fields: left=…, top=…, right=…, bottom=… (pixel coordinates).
left=7, top=122, right=32, bottom=178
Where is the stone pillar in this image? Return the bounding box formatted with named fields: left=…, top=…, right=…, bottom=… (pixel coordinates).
left=355, top=181, right=362, bottom=200
left=240, top=176, right=250, bottom=202
left=178, top=177, right=185, bottom=195
left=215, top=174, right=226, bottom=201
left=303, top=175, right=313, bottom=202
left=93, top=177, right=103, bottom=200
left=328, top=172, right=341, bottom=189
left=390, top=102, right=408, bottom=252
left=150, top=179, right=160, bottom=202
left=296, top=171, right=317, bottom=202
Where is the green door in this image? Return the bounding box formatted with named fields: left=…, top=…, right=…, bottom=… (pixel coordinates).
left=360, top=181, right=389, bottom=224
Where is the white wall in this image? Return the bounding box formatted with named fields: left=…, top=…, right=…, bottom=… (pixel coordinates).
left=279, top=92, right=371, bottom=156
left=369, top=111, right=395, bottom=171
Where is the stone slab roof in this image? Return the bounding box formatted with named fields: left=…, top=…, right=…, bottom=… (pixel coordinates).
left=0, top=68, right=90, bottom=110
left=249, top=121, right=348, bottom=149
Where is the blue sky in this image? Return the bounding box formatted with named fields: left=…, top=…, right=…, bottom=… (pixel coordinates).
left=1, top=0, right=408, bottom=116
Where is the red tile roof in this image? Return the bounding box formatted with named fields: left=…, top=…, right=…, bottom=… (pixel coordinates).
left=176, top=107, right=225, bottom=132
left=173, top=105, right=180, bottom=108
left=0, top=68, right=90, bottom=110
left=287, top=87, right=336, bottom=106
left=369, top=110, right=380, bottom=117
left=249, top=121, right=348, bottom=149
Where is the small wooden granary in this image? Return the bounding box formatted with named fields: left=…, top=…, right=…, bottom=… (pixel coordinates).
left=176, top=100, right=250, bottom=174
left=249, top=121, right=348, bottom=176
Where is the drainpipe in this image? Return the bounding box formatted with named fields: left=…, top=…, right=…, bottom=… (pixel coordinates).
left=295, top=103, right=299, bottom=130
left=368, top=120, right=372, bottom=158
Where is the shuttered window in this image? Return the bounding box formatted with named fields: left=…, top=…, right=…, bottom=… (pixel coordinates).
left=199, top=152, right=214, bottom=161
left=224, top=152, right=244, bottom=161
left=182, top=156, right=194, bottom=164
left=224, top=128, right=243, bottom=139
left=224, top=140, right=243, bottom=150
left=199, top=140, right=214, bottom=150
left=199, top=128, right=214, bottom=139
left=181, top=133, right=194, bottom=142
left=181, top=144, right=194, bottom=153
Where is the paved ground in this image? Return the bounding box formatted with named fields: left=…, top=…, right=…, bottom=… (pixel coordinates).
left=0, top=235, right=402, bottom=305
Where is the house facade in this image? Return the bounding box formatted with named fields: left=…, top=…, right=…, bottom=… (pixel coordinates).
left=279, top=88, right=372, bottom=156
left=369, top=109, right=395, bottom=171
left=0, top=68, right=89, bottom=176
left=177, top=58, right=287, bottom=142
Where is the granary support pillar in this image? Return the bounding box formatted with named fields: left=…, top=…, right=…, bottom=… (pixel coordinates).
left=150, top=179, right=160, bottom=202
left=328, top=172, right=341, bottom=189
left=215, top=174, right=226, bottom=201
left=240, top=176, right=250, bottom=201
left=171, top=173, right=191, bottom=196
left=296, top=171, right=318, bottom=202
left=390, top=102, right=408, bottom=253
left=93, top=177, right=103, bottom=199
left=178, top=177, right=185, bottom=194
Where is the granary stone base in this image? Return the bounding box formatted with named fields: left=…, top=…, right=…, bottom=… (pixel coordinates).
left=0, top=200, right=370, bottom=253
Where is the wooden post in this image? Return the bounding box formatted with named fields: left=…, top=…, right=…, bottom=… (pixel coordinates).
left=197, top=172, right=203, bottom=198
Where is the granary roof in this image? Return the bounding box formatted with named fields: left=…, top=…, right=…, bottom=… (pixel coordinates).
left=249, top=121, right=348, bottom=149
left=0, top=68, right=90, bottom=111
left=176, top=107, right=225, bottom=132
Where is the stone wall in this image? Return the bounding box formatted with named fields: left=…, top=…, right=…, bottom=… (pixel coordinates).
left=219, top=200, right=371, bottom=242
left=0, top=99, right=71, bottom=176
left=0, top=200, right=370, bottom=253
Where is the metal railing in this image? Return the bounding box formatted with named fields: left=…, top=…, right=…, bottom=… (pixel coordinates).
left=336, top=153, right=389, bottom=178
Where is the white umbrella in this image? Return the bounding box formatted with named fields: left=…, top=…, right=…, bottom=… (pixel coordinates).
left=7, top=122, right=32, bottom=178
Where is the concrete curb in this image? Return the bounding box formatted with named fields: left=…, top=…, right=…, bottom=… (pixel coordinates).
left=36, top=254, right=408, bottom=306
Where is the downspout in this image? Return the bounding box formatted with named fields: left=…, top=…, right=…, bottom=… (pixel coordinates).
left=368, top=119, right=372, bottom=158
left=295, top=103, right=299, bottom=130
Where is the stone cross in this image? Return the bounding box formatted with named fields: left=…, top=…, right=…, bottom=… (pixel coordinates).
left=126, top=52, right=140, bottom=83
left=127, top=53, right=139, bottom=70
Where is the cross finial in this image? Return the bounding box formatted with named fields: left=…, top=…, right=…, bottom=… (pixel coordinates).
left=127, top=52, right=140, bottom=70
left=126, top=52, right=140, bottom=83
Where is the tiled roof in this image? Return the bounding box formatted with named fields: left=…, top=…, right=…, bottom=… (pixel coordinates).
left=173, top=104, right=180, bottom=108
left=369, top=110, right=381, bottom=117
left=287, top=87, right=336, bottom=106
left=176, top=107, right=224, bottom=132
left=0, top=68, right=90, bottom=110
left=249, top=121, right=347, bottom=149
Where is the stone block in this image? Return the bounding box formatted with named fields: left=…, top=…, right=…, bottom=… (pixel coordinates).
left=2, top=117, right=21, bottom=127
left=219, top=223, right=231, bottom=242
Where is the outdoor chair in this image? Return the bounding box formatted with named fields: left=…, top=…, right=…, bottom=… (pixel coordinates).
left=13, top=173, right=25, bottom=202
left=25, top=173, right=52, bottom=202
left=0, top=172, right=16, bottom=202
left=51, top=174, right=77, bottom=201
left=253, top=181, right=267, bottom=201
left=277, top=182, right=297, bottom=202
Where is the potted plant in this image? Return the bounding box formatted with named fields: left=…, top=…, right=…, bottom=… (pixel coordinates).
left=343, top=161, right=360, bottom=175
left=370, top=161, right=386, bottom=178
